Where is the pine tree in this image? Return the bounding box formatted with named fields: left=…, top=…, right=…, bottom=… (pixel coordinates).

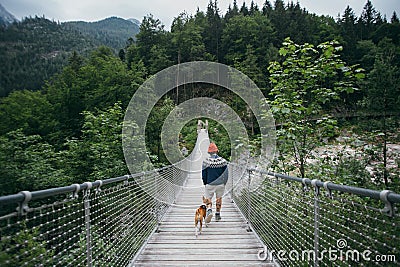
left=135, top=15, right=166, bottom=68
left=240, top=2, right=249, bottom=16
left=68, top=51, right=84, bottom=72
left=232, top=0, right=239, bottom=14
left=262, top=0, right=273, bottom=16
left=204, top=0, right=222, bottom=61
left=270, top=0, right=288, bottom=43
left=358, top=0, right=378, bottom=39
left=249, top=1, right=259, bottom=16
left=340, top=6, right=357, bottom=28
left=339, top=6, right=358, bottom=62
left=364, top=40, right=400, bottom=188
left=225, top=0, right=239, bottom=21
left=391, top=11, right=399, bottom=23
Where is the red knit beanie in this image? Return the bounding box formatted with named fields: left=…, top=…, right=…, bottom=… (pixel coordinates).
left=208, top=143, right=218, bottom=153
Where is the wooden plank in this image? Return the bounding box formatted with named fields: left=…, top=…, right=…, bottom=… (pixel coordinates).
left=153, top=229, right=250, bottom=234
left=158, top=225, right=249, bottom=230
left=143, top=243, right=264, bottom=249
left=134, top=261, right=275, bottom=267
left=167, top=210, right=238, bottom=214
left=137, top=254, right=264, bottom=261
left=163, top=214, right=240, bottom=217
left=157, top=223, right=248, bottom=228
left=160, top=216, right=245, bottom=222
left=162, top=214, right=242, bottom=219
left=133, top=160, right=271, bottom=266
left=149, top=233, right=252, bottom=237
left=146, top=236, right=255, bottom=242
left=165, top=206, right=238, bottom=210
left=140, top=248, right=262, bottom=255
left=160, top=219, right=243, bottom=223
left=151, top=235, right=257, bottom=241
left=169, top=203, right=236, bottom=206
left=147, top=239, right=257, bottom=244
left=163, top=210, right=240, bottom=215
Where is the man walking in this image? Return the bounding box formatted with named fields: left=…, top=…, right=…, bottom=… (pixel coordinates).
left=202, top=142, right=228, bottom=222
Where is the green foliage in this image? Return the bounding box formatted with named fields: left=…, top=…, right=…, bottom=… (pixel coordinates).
left=204, top=0, right=223, bottom=62
left=0, top=2, right=399, bottom=265
left=63, top=103, right=128, bottom=182
left=0, top=0, right=399, bottom=195
left=222, top=13, right=275, bottom=64
left=60, top=229, right=117, bottom=267
left=268, top=38, right=364, bottom=177
left=146, top=98, right=176, bottom=165
left=233, top=44, right=266, bottom=88
left=0, top=16, right=139, bottom=98
left=64, top=17, right=140, bottom=52
left=0, top=90, right=56, bottom=136
left=0, top=130, right=71, bottom=195
left=0, top=16, right=96, bottom=97
left=134, top=14, right=169, bottom=72
left=46, top=46, right=141, bottom=139
left=207, top=120, right=232, bottom=160
left=82, top=103, right=127, bottom=178
left=0, top=223, right=54, bottom=266
left=359, top=39, right=400, bottom=187
left=222, top=12, right=276, bottom=88
left=363, top=39, right=400, bottom=115
left=171, top=13, right=209, bottom=62
left=0, top=102, right=128, bottom=195
left=179, top=119, right=231, bottom=160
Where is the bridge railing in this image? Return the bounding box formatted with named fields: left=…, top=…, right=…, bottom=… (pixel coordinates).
left=0, top=164, right=187, bottom=267
left=1, top=162, right=399, bottom=266
left=229, top=164, right=400, bottom=266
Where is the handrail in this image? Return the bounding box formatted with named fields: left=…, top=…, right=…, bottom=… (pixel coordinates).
left=230, top=164, right=400, bottom=267
left=0, top=164, right=188, bottom=267
left=0, top=176, right=127, bottom=205
left=0, top=165, right=186, bottom=207
left=250, top=168, right=400, bottom=204
left=1, top=163, right=399, bottom=266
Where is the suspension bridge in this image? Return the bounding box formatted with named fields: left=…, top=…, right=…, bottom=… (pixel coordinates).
left=0, top=126, right=399, bottom=266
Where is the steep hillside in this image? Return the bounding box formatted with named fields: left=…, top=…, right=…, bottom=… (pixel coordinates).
left=0, top=16, right=97, bottom=96
left=0, top=3, right=18, bottom=26
left=63, top=17, right=140, bottom=51
left=0, top=15, right=140, bottom=97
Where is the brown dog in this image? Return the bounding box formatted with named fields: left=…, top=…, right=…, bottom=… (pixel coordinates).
left=195, top=196, right=212, bottom=237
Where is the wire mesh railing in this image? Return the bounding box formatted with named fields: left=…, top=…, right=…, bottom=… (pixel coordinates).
left=1, top=161, right=399, bottom=266
left=229, top=164, right=400, bottom=266
left=0, top=164, right=187, bottom=267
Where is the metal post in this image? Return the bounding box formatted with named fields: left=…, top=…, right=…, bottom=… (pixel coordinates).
left=83, top=183, right=93, bottom=267
left=154, top=171, right=160, bottom=232
left=311, top=179, right=320, bottom=267
left=230, top=165, right=234, bottom=203
left=247, top=169, right=252, bottom=232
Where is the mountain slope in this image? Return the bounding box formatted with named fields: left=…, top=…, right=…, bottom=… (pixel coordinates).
left=63, top=17, right=140, bottom=51
left=0, top=3, right=18, bottom=26
left=0, top=16, right=97, bottom=96
left=0, top=16, right=140, bottom=97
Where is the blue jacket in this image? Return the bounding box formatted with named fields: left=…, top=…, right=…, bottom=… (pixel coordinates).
left=202, top=154, right=228, bottom=185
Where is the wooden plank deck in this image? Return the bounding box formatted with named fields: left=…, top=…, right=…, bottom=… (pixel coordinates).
left=133, top=176, right=275, bottom=266
left=132, top=129, right=275, bottom=266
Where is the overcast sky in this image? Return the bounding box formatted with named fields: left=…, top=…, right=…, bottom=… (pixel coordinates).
left=1, top=0, right=399, bottom=28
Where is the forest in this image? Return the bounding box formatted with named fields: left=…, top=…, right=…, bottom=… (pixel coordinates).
left=0, top=16, right=139, bottom=97
left=0, top=0, right=399, bottom=197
